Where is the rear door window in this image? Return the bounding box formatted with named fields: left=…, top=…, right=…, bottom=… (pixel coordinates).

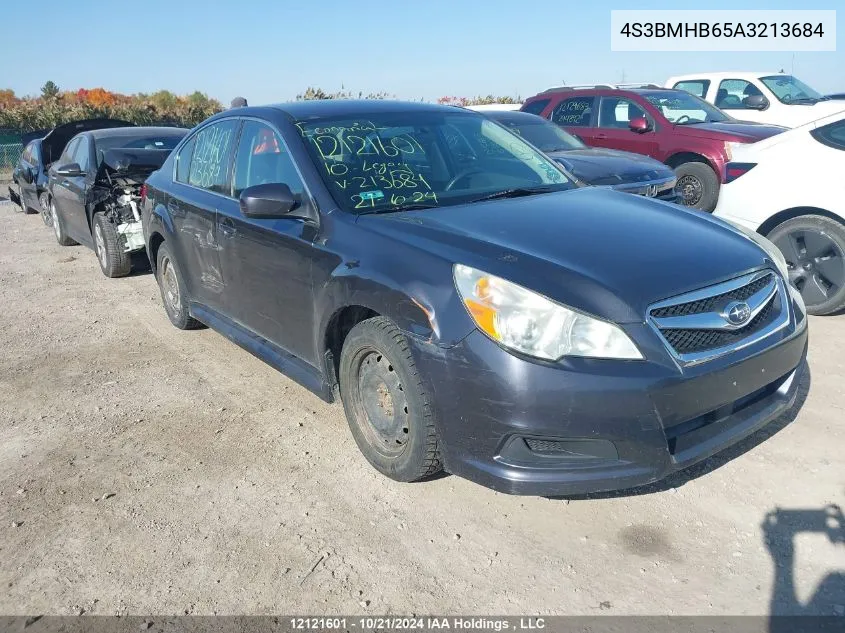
left=521, top=99, right=551, bottom=116
left=187, top=119, right=240, bottom=195
left=550, top=96, right=595, bottom=127
left=175, top=136, right=196, bottom=184
left=811, top=119, right=845, bottom=151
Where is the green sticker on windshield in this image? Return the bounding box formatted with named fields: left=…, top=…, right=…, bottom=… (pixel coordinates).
left=359, top=190, right=384, bottom=201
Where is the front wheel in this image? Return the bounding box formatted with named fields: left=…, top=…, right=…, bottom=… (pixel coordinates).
left=767, top=215, right=845, bottom=316
left=93, top=212, right=132, bottom=278
left=674, top=162, right=719, bottom=212
left=339, top=317, right=442, bottom=482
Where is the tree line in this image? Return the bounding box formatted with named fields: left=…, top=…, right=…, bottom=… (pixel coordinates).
left=0, top=82, right=523, bottom=136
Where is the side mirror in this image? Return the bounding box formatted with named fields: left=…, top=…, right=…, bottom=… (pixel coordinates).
left=743, top=94, right=769, bottom=110
left=239, top=183, right=297, bottom=219
left=629, top=117, right=652, bottom=133
left=56, top=162, right=83, bottom=177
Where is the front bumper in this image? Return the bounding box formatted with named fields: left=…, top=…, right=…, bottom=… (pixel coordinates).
left=409, top=317, right=807, bottom=496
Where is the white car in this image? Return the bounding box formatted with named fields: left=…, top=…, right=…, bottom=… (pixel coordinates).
left=464, top=103, right=522, bottom=112
left=713, top=111, right=845, bottom=315
left=666, top=72, right=845, bottom=128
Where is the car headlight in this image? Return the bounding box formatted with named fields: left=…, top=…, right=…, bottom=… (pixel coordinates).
left=725, top=141, right=743, bottom=160
left=724, top=220, right=790, bottom=280
left=453, top=264, right=643, bottom=361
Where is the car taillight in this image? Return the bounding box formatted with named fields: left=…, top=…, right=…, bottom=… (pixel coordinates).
left=724, top=162, right=757, bottom=183
left=140, top=184, right=147, bottom=204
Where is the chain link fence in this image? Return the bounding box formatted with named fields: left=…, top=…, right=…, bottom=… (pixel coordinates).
left=1, top=142, right=23, bottom=172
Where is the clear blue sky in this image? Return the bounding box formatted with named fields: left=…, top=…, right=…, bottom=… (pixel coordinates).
left=4, top=0, right=842, bottom=104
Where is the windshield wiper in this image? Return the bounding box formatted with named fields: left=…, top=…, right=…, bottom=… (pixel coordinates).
left=358, top=203, right=440, bottom=215
left=469, top=186, right=558, bottom=203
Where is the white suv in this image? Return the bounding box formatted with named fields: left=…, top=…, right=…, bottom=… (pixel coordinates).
left=666, top=72, right=845, bottom=128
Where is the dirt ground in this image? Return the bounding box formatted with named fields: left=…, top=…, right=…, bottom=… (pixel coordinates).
left=0, top=195, right=843, bottom=617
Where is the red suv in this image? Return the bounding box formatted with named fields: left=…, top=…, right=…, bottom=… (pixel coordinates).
left=521, top=85, right=785, bottom=211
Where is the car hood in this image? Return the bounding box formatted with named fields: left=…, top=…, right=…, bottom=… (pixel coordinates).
left=359, top=188, right=769, bottom=324
left=546, top=148, right=673, bottom=186
left=676, top=121, right=786, bottom=142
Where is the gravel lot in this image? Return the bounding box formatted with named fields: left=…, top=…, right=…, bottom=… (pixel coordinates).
left=0, top=195, right=843, bottom=617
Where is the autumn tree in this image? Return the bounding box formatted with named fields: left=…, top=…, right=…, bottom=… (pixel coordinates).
left=0, top=89, right=17, bottom=108
left=41, top=81, right=60, bottom=100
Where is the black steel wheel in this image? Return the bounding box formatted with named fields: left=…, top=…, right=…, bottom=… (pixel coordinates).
left=768, top=214, right=845, bottom=316
left=339, top=316, right=442, bottom=482
left=673, top=162, right=719, bottom=211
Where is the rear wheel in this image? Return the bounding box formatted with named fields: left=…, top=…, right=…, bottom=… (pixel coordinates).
left=339, top=316, right=442, bottom=482
left=767, top=214, right=845, bottom=315
left=674, top=162, right=719, bottom=212
left=38, top=192, right=52, bottom=226
left=155, top=242, right=202, bottom=330
left=51, top=200, right=77, bottom=246
left=93, top=212, right=132, bottom=278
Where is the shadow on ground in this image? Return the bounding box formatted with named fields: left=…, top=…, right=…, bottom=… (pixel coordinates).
left=764, top=502, right=844, bottom=626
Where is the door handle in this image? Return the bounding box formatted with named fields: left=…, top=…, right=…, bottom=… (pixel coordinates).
left=594, top=133, right=608, bottom=139
left=218, top=217, right=237, bottom=238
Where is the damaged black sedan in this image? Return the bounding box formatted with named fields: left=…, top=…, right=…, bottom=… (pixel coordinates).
left=47, top=126, right=187, bottom=277
left=10, top=118, right=133, bottom=223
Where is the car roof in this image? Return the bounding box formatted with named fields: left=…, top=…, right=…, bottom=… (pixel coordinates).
left=89, top=126, right=188, bottom=139
left=484, top=110, right=547, bottom=124
left=668, top=72, right=783, bottom=82
left=250, top=100, right=462, bottom=120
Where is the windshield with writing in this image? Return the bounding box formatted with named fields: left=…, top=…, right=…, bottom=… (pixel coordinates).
left=296, top=111, right=574, bottom=213
left=760, top=75, right=823, bottom=103
left=644, top=91, right=729, bottom=124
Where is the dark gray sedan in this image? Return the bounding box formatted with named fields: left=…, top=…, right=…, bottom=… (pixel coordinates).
left=486, top=110, right=677, bottom=201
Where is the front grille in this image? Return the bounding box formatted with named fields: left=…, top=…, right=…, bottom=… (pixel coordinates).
left=648, top=270, right=786, bottom=361
left=524, top=438, right=568, bottom=453
left=651, top=272, right=773, bottom=318
left=661, top=299, right=775, bottom=354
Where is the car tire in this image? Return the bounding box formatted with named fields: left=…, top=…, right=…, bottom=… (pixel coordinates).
left=93, top=212, right=132, bottom=278
left=155, top=242, right=202, bottom=330
left=38, top=192, right=52, bottom=226
left=339, top=316, right=442, bottom=482
left=50, top=200, right=77, bottom=246
left=766, top=214, right=845, bottom=316
left=674, top=162, right=719, bottom=212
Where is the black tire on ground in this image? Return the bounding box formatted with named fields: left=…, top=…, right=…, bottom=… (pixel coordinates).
left=766, top=214, right=845, bottom=316
left=93, top=212, right=132, bottom=278
left=38, top=192, right=52, bottom=226
left=339, top=316, right=442, bottom=482
left=155, top=242, right=203, bottom=330
left=673, top=161, right=719, bottom=212
left=50, top=199, right=77, bottom=246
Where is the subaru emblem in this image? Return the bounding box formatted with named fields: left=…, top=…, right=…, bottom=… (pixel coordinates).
left=724, top=301, right=752, bottom=326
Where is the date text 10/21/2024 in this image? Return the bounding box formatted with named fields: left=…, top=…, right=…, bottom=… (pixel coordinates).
left=290, top=617, right=548, bottom=631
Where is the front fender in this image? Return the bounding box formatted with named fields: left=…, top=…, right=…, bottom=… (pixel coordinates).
left=313, top=259, right=476, bottom=363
